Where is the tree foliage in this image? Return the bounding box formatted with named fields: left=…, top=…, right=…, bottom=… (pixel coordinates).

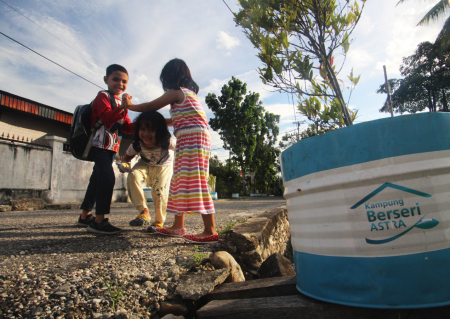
left=278, top=122, right=337, bottom=150
left=234, top=0, right=365, bottom=127
left=206, top=77, right=280, bottom=194
left=279, top=131, right=299, bottom=150
left=278, top=89, right=358, bottom=150
left=377, top=41, right=450, bottom=113
left=252, top=143, right=280, bottom=193
left=209, top=155, right=242, bottom=197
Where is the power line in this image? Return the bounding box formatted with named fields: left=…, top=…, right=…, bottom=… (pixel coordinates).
left=0, top=0, right=151, bottom=99
left=222, top=0, right=234, bottom=15
left=0, top=0, right=92, bottom=62
left=0, top=31, right=104, bottom=90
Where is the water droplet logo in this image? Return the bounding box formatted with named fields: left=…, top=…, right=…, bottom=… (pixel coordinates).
left=365, top=216, right=439, bottom=245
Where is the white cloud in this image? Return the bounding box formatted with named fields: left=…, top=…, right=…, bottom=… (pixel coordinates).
left=264, top=103, right=300, bottom=125
left=216, top=31, right=240, bottom=51
left=347, top=49, right=374, bottom=70
left=357, top=14, right=375, bottom=36
left=346, top=0, right=444, bottom=81
left=378, top=8, right=442, bottom=76
left=132, top=74, right=165, bottom=103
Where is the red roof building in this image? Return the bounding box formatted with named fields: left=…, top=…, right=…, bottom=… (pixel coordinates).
left=0, top=89, right=131, bottom=155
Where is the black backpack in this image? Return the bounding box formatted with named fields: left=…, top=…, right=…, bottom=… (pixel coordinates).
left=69, top=90, right=119, bottom=161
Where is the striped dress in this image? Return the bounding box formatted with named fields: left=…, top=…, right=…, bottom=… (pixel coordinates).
left=166, top=87, right=215, bottom=215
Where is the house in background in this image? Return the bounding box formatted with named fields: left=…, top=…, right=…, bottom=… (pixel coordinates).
left=0, top=89, right=133, bottom=205
left=0, top=89, right=131, bottom=155
left=0, top=89, right=72, bottom=146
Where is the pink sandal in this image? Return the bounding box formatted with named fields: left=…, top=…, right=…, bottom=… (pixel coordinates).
left=155, top=227, right=187, bottom=237
left=183, top=233, right=219, bottom=244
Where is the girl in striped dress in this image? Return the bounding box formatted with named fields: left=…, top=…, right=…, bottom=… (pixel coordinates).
left=123, top=59, right=217, bottom=243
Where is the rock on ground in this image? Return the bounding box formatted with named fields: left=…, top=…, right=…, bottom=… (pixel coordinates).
left=10, top=198, right=46, bottom=211
left=176, top=268, right=231, bottom=300
left=210, top=251, right=245, bottom=283
left=159, top=301, right=188, bottom=317
left=257, top=252, right=295, bottom=279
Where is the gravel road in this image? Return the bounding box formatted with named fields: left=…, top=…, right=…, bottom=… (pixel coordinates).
left=0, top=197, right=285, bottom=319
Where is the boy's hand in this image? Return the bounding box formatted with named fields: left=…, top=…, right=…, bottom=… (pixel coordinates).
left=120, top=93, right=133, bottom=110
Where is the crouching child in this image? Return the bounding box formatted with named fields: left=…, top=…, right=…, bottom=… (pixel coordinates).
left=118, top=111, right=175, bottom=232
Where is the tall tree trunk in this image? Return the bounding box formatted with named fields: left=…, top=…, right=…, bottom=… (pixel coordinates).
left=442, top=89, right=449, bottom=112
left=432, top=90, right=437, bottom=112
left=427, top=89, right=433, bottom=112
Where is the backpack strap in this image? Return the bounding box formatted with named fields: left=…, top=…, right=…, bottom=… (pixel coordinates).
left=138, top=148, right=169, bottom=165
left=156, top=149, right=169, bottom=165
left=90, top=90, right=117, bottom=131
left=82, top=90, right=116, bottom=159
left=104, top=90, right=124, bottom=134
left=139, top=155, right=151, bottom=164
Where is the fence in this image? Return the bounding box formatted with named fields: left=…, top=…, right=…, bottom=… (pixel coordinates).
left=0, top=135, right=129, bottom=204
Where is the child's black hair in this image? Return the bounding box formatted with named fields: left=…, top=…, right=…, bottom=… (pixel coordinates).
left=132, top=111, right=171, bottom=150
left=106, top=64, right=128, bottom=76
left=160, top=58, right=199, bottom=94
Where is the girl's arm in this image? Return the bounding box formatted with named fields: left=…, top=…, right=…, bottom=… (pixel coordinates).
left=165, top=118, right=173, bottom=126
left=123, top=89, right=184, bottom=112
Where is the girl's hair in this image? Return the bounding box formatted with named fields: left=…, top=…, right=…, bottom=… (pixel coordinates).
left=160, top=58, right=199, bottom=94
left=133, top=111, right=171, bottom=149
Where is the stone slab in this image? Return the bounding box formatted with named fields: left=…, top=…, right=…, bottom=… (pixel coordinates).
left=207, top=275, right=297, bottom=301
left=176, top=268, right=231, bottom=301
left=0, top=205, right=12, bottom=212
left=10, top=198, right=46, bottom=211
left=223, top=207, right=290, bottom=271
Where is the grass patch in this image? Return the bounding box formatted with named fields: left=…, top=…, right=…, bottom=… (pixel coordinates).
left=101, top=276, right=127, bottom=310
left=190, top=245, right=208, bottom=266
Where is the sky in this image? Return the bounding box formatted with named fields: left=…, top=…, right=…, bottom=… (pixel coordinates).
left=0, top=0, right=445, bottom=160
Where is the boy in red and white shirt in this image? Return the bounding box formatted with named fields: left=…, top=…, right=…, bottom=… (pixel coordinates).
left=77, top=64, right=134, bottom=234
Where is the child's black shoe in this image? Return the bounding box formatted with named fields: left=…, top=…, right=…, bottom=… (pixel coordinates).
left=76, top=214, right=94, bottom=227
left=87, top=218, right=123, bottom=235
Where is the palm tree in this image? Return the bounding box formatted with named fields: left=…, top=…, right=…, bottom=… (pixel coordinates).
left=397, top=0, right=450, bottom=50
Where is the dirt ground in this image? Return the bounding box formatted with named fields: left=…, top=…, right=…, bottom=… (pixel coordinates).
left=0, top=197, right=286, bottom=319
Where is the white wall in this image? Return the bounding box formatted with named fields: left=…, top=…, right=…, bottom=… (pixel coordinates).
left=0, top=142, right=51, bottom=189
left=0, top=136, right=133, bottom=204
